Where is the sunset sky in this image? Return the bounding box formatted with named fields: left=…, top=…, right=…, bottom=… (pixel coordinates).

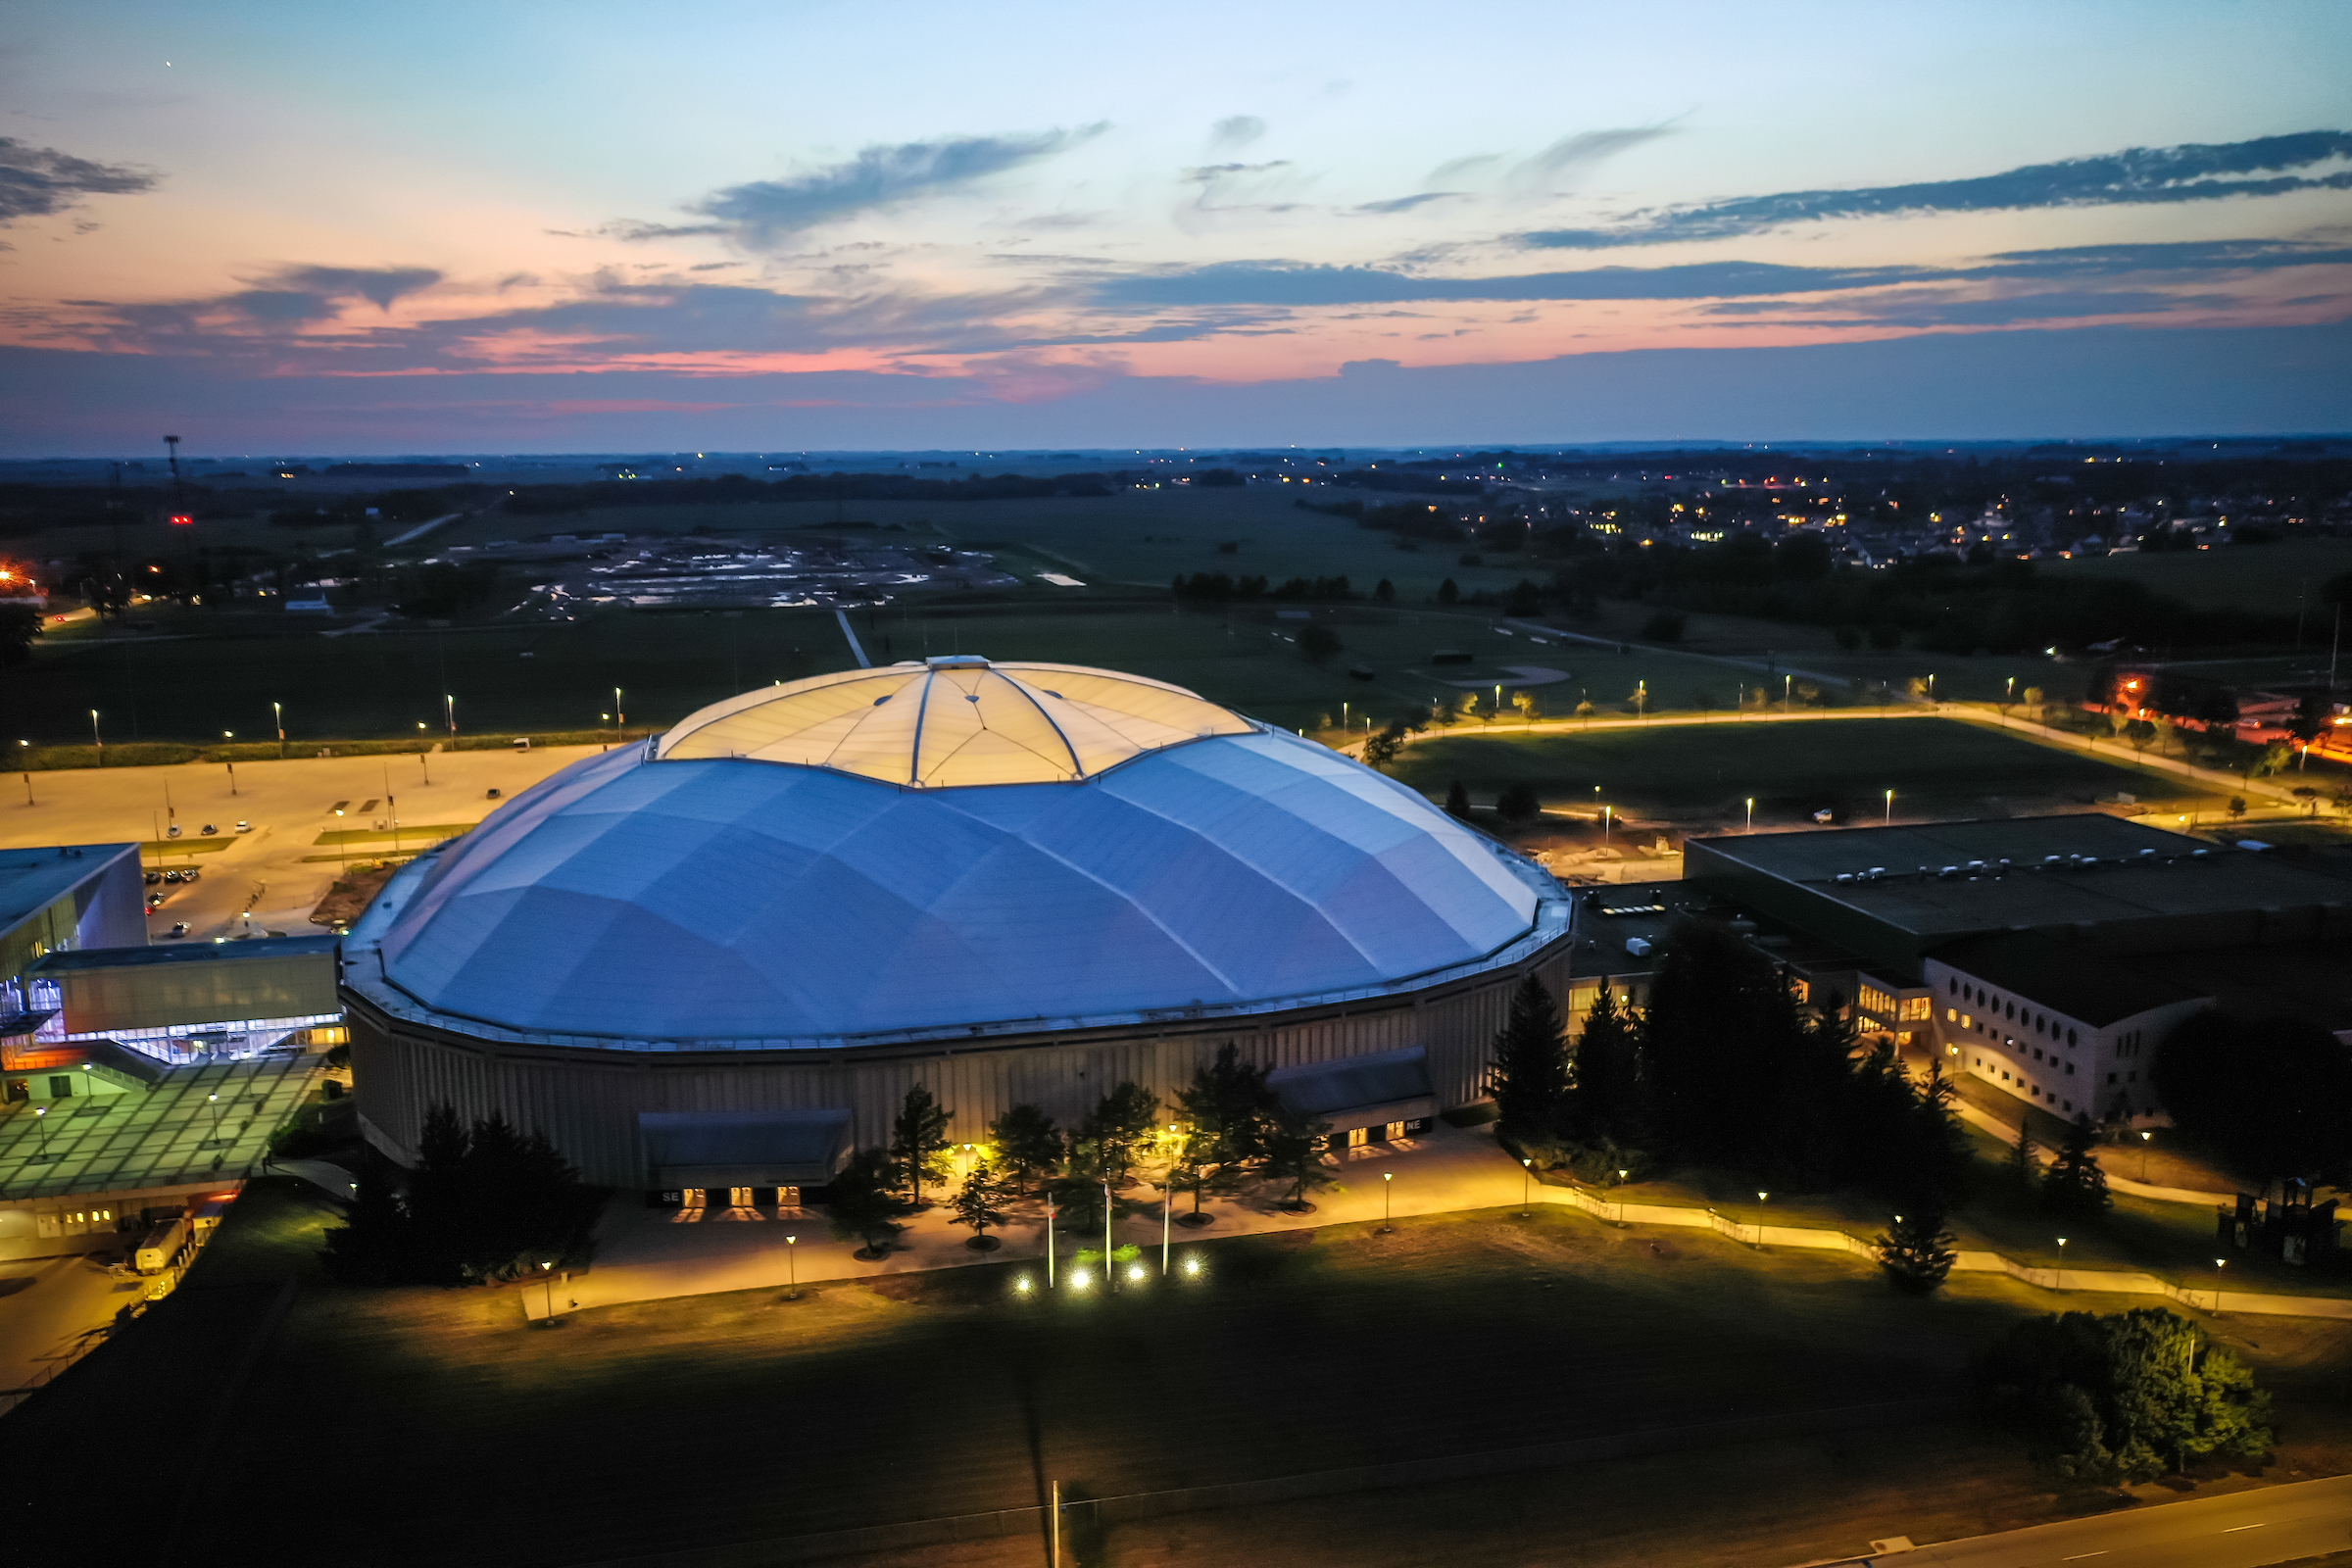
left=3, top=0, right=2349, bottom=453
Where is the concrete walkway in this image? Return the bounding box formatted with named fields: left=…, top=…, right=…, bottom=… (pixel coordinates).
left=526, top=1119, right=2352, bottom=1324
left=542, top=1121, right=1524, bottom=1317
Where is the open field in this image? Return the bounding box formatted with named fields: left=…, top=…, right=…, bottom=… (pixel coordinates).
left=9, top=1178, right=2345, bottom=1568
left=13, top=596, right=1781, bottom=746
left=2041, top=539, right=2352, bottom=617
left=1390, top=716, right=2204, bottom=830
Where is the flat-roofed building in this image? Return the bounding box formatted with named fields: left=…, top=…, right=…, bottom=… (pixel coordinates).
left=1685, top=815, right=2352, bottom=1120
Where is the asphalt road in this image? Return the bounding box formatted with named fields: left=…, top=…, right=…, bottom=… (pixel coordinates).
left=1902, top=1472, right=2352, bottom=1566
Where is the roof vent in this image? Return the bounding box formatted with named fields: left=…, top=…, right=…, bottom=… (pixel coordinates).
left=925, top=654, right=991, bottom=668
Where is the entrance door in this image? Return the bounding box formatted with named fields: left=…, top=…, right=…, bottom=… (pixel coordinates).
left=1346, top=1126, right=1368, bottom=1149
left=1384, top=1120, right=1406, bottom=1143
left=728, top=1187, right=755, bottom=1208
left=49, top=1076, right=72, bottom=1099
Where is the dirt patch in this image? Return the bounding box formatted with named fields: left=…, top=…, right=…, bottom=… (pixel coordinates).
left=308, top=860, right=402, bottom=929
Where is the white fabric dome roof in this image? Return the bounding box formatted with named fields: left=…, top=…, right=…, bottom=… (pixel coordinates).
left=371, top=679, right=1544, bottom=1043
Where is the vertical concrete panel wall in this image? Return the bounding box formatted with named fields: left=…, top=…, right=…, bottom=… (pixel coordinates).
left=349, top=934, right=1575, bottom=1188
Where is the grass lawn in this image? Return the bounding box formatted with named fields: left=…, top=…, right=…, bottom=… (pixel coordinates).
left=1389, top=716, right=2203, bottom=829
left=2040, top=539, right=2352, bottom=616
left=13, top=1180, right=2348, bottom=1568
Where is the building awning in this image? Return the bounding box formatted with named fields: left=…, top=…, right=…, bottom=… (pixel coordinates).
left=1267, top=1047, right=1437, bottom=1132
left=637, top=1109, right=852, bottom=1188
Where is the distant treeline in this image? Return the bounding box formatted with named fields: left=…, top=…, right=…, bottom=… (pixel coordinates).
left=1171, top=572, right=1360, bottom=603
left=1558, top=533, right=2292, bottom=654
left=501, top=470, right=1127, bottom=514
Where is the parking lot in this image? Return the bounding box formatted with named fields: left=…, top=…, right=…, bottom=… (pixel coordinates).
left=3, top=745, right=605, bottom=939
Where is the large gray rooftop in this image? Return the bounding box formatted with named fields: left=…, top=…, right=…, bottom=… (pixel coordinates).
left=1688, top=816, right=2352, bottom=945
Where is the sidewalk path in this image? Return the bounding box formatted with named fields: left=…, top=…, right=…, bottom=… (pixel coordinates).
left=531, top=1120, right=2351, bottom=1324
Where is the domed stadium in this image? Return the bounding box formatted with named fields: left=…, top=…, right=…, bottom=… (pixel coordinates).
left=343, top=658, right=1574, bottom=1197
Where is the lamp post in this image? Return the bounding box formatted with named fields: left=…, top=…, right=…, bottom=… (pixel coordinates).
left=613, top=687, right=625, bottom=732
left=207, top=1091, right=223, bottom=1145
left=540, top=1259, right=555, bottom=1320
left=31, top=1104, right=49, bottom=1159
left=785, top=1234, right=798, bottom=1297
left=2056, top=1236, right=2067, bottom=1280
left=1757, top=1190, right=1769, bottom=1241
left=2214, top=1256, right=2226, bottom=1314
left=90, top=710, right=102, bottom=764
left=2138, top=1130, right=2153, bottom=1182
left=446, top=694, right=457, bottom=738
left=1519, top=1157, right=1533, bottom=1218
left=273, top=700, right=285, bottom=760
left=1379, top=1171, right=1394, bottom=1235
left=1103, top=1178, right=1114, bottom=1295
left=1885, top=788, right=1894, bottom=826
left=1745, top=797, right=1754, bottom=834
left=1046, top=1201, right=1055, bottom=1289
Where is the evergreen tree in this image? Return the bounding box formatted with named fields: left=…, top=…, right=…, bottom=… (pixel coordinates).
left=989, top=1103, right=1063, bottom=1193
left=1444, top=780, right=1472, bottom=818
left=405, top=1102, right=473, bottom=1283
left=1175, top=1043, right=1275, bottom=1176
left=1485, top=973, right=1568, bottom=1143
left=1495, top=781, right=1541, bottom=824
left=1260, top=1106, right=1336, bottom=1211
left=889, top=1083, right=955, bottom=1205
left=1079, top=1081, right=1160, bottom=1188
left=827, top=1147, right=906, bottom=1257
left=952, top=1160, right=1009, bottom=1250
left=1874, top=1210, right=1958, bottom=1296
left=1048, top=1136, right=1110, bottom=1232
left=2010, top=1123, right=2039, bottom=1191
left=1564, top=979, right=1641, bottom=1147
left=321, top=1171, right=412, bottom=1286
left=2043, top=1112, right=2114, bottom=1219
left=459, top=1111, right=587, bottom=1281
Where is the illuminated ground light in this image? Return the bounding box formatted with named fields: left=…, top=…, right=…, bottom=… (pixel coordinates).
left=1069, top=1269, right=1092, bottom=1290
left=1014, top=1276, right=1033, bottom=1294
left=1126, top=1264, right=1148, bottom=1283
left=1182, top=1254, right=1202, bottom=1277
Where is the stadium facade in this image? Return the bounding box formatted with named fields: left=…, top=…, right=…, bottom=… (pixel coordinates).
left=342, top=659, right=1574, bottom=1196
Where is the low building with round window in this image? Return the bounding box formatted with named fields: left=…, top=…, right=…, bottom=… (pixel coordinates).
left=341, top=657, right=1574, bottom=1200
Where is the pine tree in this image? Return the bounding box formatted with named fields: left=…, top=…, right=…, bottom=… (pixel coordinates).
left=989, top=1103, right=1063, bottom=1193
left=1874, top=1210, right=1959, bottom=1296
left=890, top=1084, right=955, bottom=1205
left=2010, top=1123, right=2039, bottom=1191
left=1175, top=1044, right=1275, bottom=1177
left=1564, top=980, right=1641, bottom=1148
left=1260, top=1106, right=1335, bottom=1211
left=1080, top=1081, right=1160, bottom=1188
left=1048, top=1136, right=1110, bottom=1232
left=952, top=1160, right=1009, bottom=1250
left=827, top=1147, right=906, bottom=1257
left=1486, top=973, right=1568, bottom=1143
left=2043, top=1112, right=2114, bottom=1219
left=1445, top=780, right=1472, bottom=818
left=405, top=1101, right=472, bottom=1283
left=321, top=1171, right=412, bottom=1285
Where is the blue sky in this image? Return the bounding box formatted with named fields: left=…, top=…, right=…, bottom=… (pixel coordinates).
left=2, top=0, right=2348, bottom=452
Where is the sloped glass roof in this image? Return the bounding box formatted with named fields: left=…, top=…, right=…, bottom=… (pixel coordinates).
left=656, top=657, right=1254, bottom=788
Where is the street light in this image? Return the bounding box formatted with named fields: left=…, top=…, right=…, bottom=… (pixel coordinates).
left=614, top=687, right=625, bottom=732
left=1379, top=1171, right=1395, bottom=1235
left=446, top=694, right=457, bottom=738
left=785, top=1233, right=798, bottom=1297
left=31, top=1104, right=49, bottom=1159
left=1519, top=1156, right=1533, bottom=1218
left=273, top=700, right=285, bottom=760
left=1757, top=1190, right=1769, bottom=1238
left=2214, top=1256, right=2227, bottom=1313
left=207, top=1092, right=223, bottom=1145
left=540, top=1259, right=555, bottom=1320
left=90, top=710, right=102, bottom=764
left=1884, top=788, right=1894, bottom=826
left=2139, top=1130, right=2153, bottom=1182
left=1745, top=797, right=1754, bottom=834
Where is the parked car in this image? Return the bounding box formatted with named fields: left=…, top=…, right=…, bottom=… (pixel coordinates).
left=143, top=870, right=162, bottom=886
left=166, top=824, right=182, bottom=838
left=167, top=922, right=189, bottom=938
left=161, top=869, right=182, bottom=883
left=234, top=820, right=253, bottom=833
left=486, top=788, right=503, bottom=800
left=199, top=823, right=218, bottom=836
left=183, top=867, right=201, bottom=882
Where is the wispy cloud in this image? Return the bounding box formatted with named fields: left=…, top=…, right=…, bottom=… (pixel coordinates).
left=1092, top=258, right=1917, bottom=308
left=1208, top=116, right=1266, bottom=152
left=1524, top=130, right=2352, bottom=249
left=0, top=137, right=157, bottom=227
left=1501, top=126, right=1675, bottom=197
left=624, top=126, right=1109, bottom=250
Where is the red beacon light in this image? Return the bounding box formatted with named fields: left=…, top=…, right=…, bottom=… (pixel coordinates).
left=169, top=513, right=194, bottom=526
